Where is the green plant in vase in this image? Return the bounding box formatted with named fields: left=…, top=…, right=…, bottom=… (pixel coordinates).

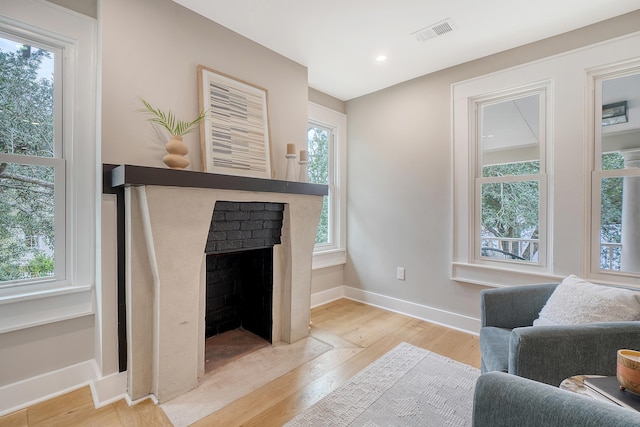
left=138, top=97, right=207, bottom=169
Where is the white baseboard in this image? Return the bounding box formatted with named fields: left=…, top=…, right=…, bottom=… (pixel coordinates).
left=0, top=360, right=96, bottom=417
left=0, top=360, right=129, bottom=416
left=311, top=286, right=481, bottom=335
left=310, top=286, right=345, bottom=308
left=90, top=369, right=128, bottom=409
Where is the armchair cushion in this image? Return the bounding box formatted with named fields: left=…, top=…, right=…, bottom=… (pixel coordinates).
left=481, top=283, right=557, bottom=329
left=479, top=327, right=510, bottom=372
left=534, top=275, right=640, bottom=326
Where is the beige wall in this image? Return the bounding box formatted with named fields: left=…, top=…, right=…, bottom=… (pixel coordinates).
left=344, top=11, right=640, bottom=322
left=99, top=0, right=340, bottom=376
left=101, top=0, right=346, bottom=306
left=0, top=316, right=94, bottom=387
left=47, top=0, right=97, bottom=18
left=101, top=0, right=308, bottom=181
left=309, top=88, right=346, bottom=114
left=311, top=265, right=344, bottom=295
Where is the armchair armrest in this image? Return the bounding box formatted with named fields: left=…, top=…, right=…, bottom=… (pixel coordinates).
left=472, top=371, right=640, bottom=427
left=481, top=283, right=557, bottom=328
left=509, top=322, right=640, bottom=386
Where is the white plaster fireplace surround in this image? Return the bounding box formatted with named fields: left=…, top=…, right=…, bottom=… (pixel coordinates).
left=112, top=165, right=325, bottom=403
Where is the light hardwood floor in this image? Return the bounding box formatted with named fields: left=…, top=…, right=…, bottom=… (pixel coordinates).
left=0, top=299, right=480, bottom=427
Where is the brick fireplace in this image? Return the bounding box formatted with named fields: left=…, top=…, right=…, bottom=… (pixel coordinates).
left=107, top=165, right=327, bottom=403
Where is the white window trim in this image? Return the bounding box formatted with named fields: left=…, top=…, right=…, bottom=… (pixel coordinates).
left=453, top=81, right=552, bottom=283
left=308, top=102, right=347, bottom=269
left=452, top=32, right=640, bottom=289
left=586, top=58, right=640, bottom=285
left=0, top=0, right=97, bottom=331
left=452, top=74, right=558, bottom=286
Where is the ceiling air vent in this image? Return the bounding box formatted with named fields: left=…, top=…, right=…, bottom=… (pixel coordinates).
left=412, top=18, right=455, bottom=42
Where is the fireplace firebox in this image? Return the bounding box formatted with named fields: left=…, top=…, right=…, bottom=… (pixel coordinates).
left=205, top=201, right=286, bottom=343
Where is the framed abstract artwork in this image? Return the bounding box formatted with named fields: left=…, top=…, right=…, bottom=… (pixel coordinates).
left=198, top=65, right=272, bottom=178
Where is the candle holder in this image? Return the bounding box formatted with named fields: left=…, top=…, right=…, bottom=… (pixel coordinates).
left=298, top=160, right=308, bottom=182
left=285, top=153, right=297, bottom=181
left=298, top=150, right=308, bottom=182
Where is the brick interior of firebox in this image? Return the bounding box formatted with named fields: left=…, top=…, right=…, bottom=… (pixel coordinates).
left=204, top=201, right=284, bottom=370
left=205, top=249, right=273, bottom=340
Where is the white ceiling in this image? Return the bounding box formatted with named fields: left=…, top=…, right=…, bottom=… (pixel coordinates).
left=173, top=1, right=640, bottom=100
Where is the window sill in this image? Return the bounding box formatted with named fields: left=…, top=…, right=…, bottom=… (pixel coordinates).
left=451, top=262, right=563, bottom=288
left=0, top=284, right=94, bottom=334
left=312, top=248, right=346, bottom=270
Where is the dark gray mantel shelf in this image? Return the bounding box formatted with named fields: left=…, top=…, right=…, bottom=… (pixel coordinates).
left=103, top=164, right=328, bottom=196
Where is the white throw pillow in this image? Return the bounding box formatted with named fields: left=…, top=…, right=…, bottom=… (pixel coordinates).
left=533, top=275, right=640, bottom=326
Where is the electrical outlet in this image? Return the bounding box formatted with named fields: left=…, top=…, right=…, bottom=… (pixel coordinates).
left=396, top=267, right=405, bottom=280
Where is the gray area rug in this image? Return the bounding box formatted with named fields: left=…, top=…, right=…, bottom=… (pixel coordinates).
left=285, top=342, right=480, bottom=427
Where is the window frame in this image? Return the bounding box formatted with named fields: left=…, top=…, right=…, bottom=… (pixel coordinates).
left=308, top=102, right=347, bottom=269
left=471, top=87, right=549, bottom=267
left=0, top=30, right=66, bottom=288
left=587, top=59, right=640, bottom=281
left=0, top=1, right=97, bottom=332
left=307, top=121, right=334, bottom=246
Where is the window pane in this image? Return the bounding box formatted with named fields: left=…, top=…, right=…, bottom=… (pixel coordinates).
left=481, top=181, right=539, bottom=262
left=601, top=152, right=624, bottom=171
left=597, top=70, right=640, bottom=274
left=308, top=125, right=330, bottom=245
left=600, top=73, right=640, bottom=170
left=600, top=176, right=622, bottom=269
left=481, top=94, right=540, bottom=175
left=307, top=126, right=329, bottom=185
left=315, top=195, right=329, bottom=245
left=0, top=35, right=55, bottom=157
left=482, top=161, right=540, bottom=178
left=600, top=175, right=640, bottom=273
left=0, top=162, right=55, bottom=282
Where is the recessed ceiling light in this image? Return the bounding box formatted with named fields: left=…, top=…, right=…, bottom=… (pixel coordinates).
left=375, top=55, right=387, bottom=62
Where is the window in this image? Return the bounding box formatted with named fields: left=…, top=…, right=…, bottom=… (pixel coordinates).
left=0, top=1, right=96, bottom=332
left=308, top=102, right=346, bottom=269
left=590, top=62, right=640, bottom=277
left=475, top=90, right=547, bottom=265
left=452, top=79, right=551, bottom=285
left=307, top=123, right=331, bottom=245
left=0, top=33, right=64, bottom=285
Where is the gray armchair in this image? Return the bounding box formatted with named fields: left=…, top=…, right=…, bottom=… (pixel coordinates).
left=480, top=283, right=640, bottom=386
left=472, top=371, right=640, bottom=427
